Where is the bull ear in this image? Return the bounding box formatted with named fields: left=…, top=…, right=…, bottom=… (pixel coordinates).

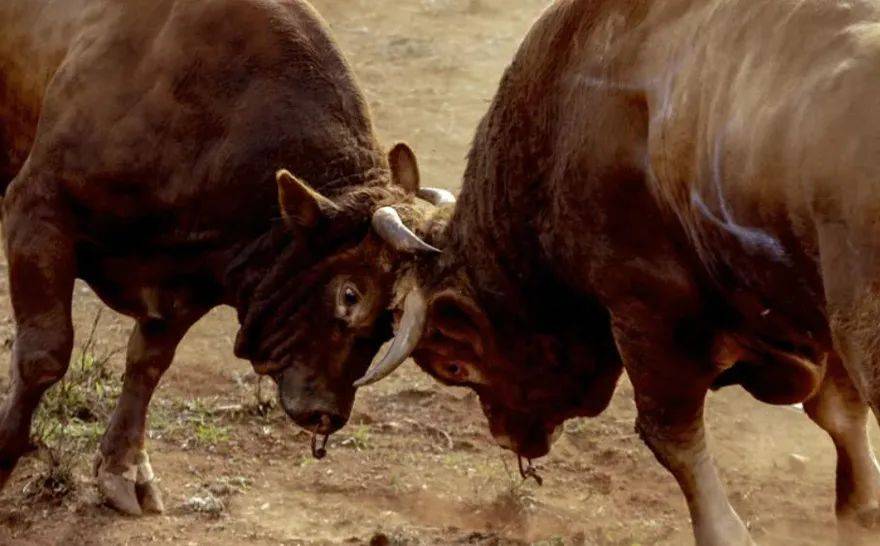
left=388, top=142, right=420, bottom=194
left=428, top=290, right=489, bottom=357
left=276, top=169, right=340, bottom=228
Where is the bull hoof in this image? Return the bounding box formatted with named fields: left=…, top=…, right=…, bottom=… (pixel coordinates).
left=95, top=450, right=163, bottom=516
left=136, top=480, right=165, bottom=514
left=135, top=451, right=164, bottom=514
left=96, top=467, right=142, bottom=516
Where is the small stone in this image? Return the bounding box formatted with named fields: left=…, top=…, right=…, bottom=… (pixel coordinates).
left=788, top=453, right=809, bottom=475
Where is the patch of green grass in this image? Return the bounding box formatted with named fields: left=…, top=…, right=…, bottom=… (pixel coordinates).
left=351, top=425, right=371, bottom=450
left=151, top=397, right=232, bottom=449
left=340, top=424, right=371, bottom=451
left=180, top=399, right=231, bottom=448
left=35, top=337, right=121, bottom=448
left=192, top=421, right=231, bottom=446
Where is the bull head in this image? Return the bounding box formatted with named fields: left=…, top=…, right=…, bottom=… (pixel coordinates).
left=354, top=266, right=623, bottom=461
left=235, top=143, right=453, bottom=442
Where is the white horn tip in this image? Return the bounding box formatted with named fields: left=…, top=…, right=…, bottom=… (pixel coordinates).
left=372, top=206, right=441, bottom=254
left=353, top=365, right=396, bottom=388
left=353, top=290, right=427, bottom=388
left=417, top=188, right=456, bottom=206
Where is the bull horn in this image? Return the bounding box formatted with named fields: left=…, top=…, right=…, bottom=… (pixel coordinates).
left=354, top=290, right=427, bottom=387
left=372, top=206, right=440, bottom=253
left=417, top=188, right=456, bottom=206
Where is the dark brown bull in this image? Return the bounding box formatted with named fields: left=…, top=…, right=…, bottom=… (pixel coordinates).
left=357, top=1, right=880, bottom=544
left=0, top=0, right=443, bottom=515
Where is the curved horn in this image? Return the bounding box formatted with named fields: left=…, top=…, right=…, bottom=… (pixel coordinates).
left=372, top=206, right=440, bottom=253
left=354, top=290, right=428, bottom=387
left=417, top=188, right=456, bottom=206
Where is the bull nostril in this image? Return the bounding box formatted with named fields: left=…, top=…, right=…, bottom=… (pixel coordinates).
left=288, top=409, right=345, bottom=434
left=324, top=413, right=345, bottom=433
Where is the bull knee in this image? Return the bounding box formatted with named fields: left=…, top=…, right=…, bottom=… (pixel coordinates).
left=806, top=400, right=863, bottom=440
left=636, top=415, right=706, bottom=469
left=12, top=329, right=73, bottom=389
left=13, top=349, right=69, bottom=389
left=804, top=383, right=868, bottom=440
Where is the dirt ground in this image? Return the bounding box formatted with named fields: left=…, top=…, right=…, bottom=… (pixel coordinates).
left=1, top=1, right=878, bottom=545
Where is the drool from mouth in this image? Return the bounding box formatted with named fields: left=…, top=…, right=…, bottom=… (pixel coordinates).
left=518, top=456, right=544, bottom=486
left=311, top=423, right=330, bottom=460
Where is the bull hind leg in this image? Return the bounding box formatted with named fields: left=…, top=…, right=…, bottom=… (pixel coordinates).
left=804, top=355, right=880, bottom=538
left=0, top=174, right=76, bottom=490
left=96, top=313, right=203, bottom=515
left=818, top=223, right=880, bottom=533
left=612, top=303, right=754, bottom=546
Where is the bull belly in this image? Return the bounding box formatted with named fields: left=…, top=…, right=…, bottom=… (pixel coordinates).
left=77, top=251, right=221, bottom=323
left=710, top=332, right=827, bottom=405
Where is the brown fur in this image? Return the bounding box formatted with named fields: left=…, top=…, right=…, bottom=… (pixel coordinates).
left=0, top=0, right=424, bottom=512
left=404, top=0, right=880, bottom=542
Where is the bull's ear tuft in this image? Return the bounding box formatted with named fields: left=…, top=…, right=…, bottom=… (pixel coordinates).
left=388, top=143, right=420, bottom=194
left=276, top=169, right=340, bottom=228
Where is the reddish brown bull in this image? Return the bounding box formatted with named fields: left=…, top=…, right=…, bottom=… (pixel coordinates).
left=357, top=1, right=880, bottom=544
left=0, top=0, right=444, bottom=515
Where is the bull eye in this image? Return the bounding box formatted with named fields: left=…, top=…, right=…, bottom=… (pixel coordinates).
left=337, top=283, right=363, bottom=322
left=343, top=286, right=360, bottom=307
left=445, top=362, right=466, bottom=380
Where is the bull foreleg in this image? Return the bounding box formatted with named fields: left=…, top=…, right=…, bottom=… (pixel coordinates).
left=636, top=410, right=753, bottom=546
left=612, top=306, right=755, bottom=546
left=0, top=181, right=76, bottom=491
left=805, top=354, right=880, bottom=538
left=96, top=315, right=200, bottom=515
